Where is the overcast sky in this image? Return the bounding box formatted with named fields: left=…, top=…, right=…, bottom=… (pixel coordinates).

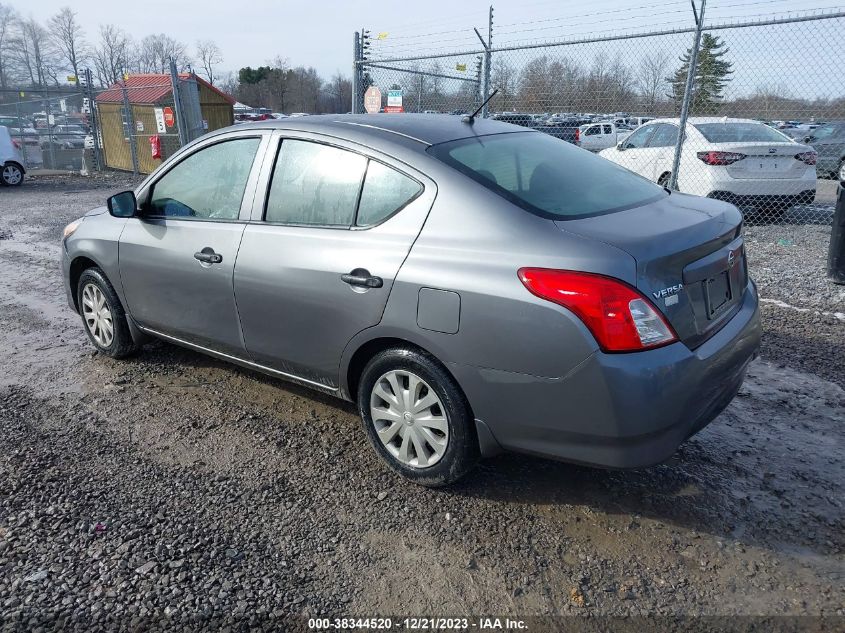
left=26, top=0, right=836, bottom=78
left=25, top=0, right=842, bottom=98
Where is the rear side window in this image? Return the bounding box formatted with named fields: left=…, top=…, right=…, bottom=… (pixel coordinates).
left=694, top=122, right=792, bottom=143
left=265, top=140, right=367, bottom=226
left=356, top=161, right=422, bottom=227
left=429, top=131, right=665, bottom=220
left=648, top=124, right=679, bottom=148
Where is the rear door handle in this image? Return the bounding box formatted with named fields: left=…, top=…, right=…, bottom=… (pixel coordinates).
left=194, top=247, right=223, bottom=264
left=341, top=268, right=383, bottom=288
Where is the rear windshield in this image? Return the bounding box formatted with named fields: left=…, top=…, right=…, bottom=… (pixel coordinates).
left=428, top=131, right=665, bottom=219
left=693, top=122, right=792, bottom=143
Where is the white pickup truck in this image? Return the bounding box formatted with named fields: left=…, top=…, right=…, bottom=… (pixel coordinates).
left=575, top=122, right=633, bottom=152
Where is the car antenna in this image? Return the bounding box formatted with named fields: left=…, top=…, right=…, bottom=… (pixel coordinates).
left=462, top=89, right=499, bottom=124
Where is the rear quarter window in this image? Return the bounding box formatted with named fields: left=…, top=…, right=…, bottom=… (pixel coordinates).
left=428, top=131, right=665, bottom=220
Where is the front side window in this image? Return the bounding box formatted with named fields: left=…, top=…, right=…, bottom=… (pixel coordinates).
left=622, top=125, right=656, bottom=149
left=429, top=131, right=665, bottom=220
left=602, top=125, right=613, bottom=135
left=265, top=140, right=367, bottom=226
left=149, top=138, right=261, bottom=219
left=356, top=161, right=422, bottom=227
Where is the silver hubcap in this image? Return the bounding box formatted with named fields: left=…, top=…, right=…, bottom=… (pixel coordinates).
left=370, top=370, right=449, bottom=468
left=3, top=165, right=21, bottom=184
left=82, top=283, right=114, bottom=348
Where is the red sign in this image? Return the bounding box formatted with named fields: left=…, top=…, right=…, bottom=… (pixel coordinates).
left=163, top=107, right=175, bottom=127
left=364, top=87, right=382, bottom=114
left=384, top=105, right=404, bottom=113
left=149, top=135, right=162, bottom=159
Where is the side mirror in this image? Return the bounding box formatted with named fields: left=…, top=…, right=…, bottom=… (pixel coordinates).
left=804, top=135, right=813, bottom=143
left=617, top=142, right=625, bottom=151
left=107, top=191, right=137, bottom=218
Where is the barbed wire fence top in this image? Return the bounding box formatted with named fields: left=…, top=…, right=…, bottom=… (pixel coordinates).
left=354, top=3, right=845, bottom=226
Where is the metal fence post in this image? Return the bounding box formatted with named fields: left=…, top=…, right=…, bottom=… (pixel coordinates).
left=14, top=99, right=27, bottom=167
left=121, top=79, right=139, bottom=175
left=352, top=32, right=360, bottom=114
left=669, top=0, right=707, bottom=191
left=86, top=68, right=102, bottom=171
left=482, top=5, right=493, bottom=118
left=45, top=98, right=56, bottom=169
left=170, top=58, right=189, bottom=147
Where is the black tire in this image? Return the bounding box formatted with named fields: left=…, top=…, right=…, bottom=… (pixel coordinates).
left=77, top=267, right=139, bottom=359
left=358, top=347, right=479, bottom=487
left=1, top=163, right=24, bottom=186
left=657, top=172, right=671, bottom=188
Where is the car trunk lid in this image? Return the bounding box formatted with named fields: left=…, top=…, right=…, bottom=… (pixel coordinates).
left=715, top=142, right=810, bottom=179
left=555, top=192, right=747, bottom=348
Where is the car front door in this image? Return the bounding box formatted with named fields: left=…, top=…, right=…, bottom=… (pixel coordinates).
left=233, top=133, right=436, bottom=388
left=118, top=131, right=270, bottom=356
left=603, top=124, right=658, bottom=177
left=644, top=123, right=680, bottom=182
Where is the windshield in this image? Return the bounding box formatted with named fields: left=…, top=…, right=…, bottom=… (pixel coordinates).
left=428, top=131, right=665, bottom=219
left=694, top=122, right=793, bottom=143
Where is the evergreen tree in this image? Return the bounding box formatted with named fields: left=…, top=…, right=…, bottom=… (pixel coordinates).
left=668, top=33, right=733, bottom=114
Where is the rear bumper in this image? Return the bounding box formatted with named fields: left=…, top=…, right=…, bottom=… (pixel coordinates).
left=707, top=190, right=816, bottom=208
left=452, top=281, right=762, bottom=468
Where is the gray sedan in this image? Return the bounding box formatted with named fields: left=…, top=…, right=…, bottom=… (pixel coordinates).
left=61, top=115, right=761, bottom=486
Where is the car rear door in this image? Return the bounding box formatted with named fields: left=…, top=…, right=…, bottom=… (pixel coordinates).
left=233, top=132, right=436, bottom=388
left=118, top=131, right=270, bottom=356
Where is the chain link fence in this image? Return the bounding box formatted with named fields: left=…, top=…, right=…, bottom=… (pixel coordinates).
left=354, top=8, right=845, bottom=225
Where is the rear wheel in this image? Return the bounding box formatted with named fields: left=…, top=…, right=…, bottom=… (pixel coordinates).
left=358, top=348, right=478, bottom=487
left=77, top=268, right=138, bottom=359
left=1, top=163, right=23, bottom=186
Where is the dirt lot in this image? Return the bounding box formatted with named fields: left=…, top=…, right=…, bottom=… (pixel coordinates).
left=0, top=175, right=843, bottom=630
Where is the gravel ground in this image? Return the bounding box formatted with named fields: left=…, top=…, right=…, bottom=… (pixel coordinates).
left=0, top=176, right=843, bottom=630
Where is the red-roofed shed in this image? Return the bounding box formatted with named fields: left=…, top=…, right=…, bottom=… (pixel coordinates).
left=96, top=73, right=234, bottom=173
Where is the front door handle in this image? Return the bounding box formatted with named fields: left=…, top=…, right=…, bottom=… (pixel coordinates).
left=194, top=247, right=223, bottom=264
left=341, top=268, right=383, bottom=288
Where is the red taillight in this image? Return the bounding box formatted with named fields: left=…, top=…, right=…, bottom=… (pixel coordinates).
left=518, top=268, right=678, bottom=353
left=575, top=128, right=580, bottom=143
left=794, top=151, right=817, bottom=165
left=696, top=151, right=746, bottom=166
left=11, top=139, right=21, bottom=150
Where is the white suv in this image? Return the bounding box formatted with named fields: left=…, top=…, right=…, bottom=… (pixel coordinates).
left=0, top=125, right=25, bottom=186
left=600, top=117, right=817, bottom=213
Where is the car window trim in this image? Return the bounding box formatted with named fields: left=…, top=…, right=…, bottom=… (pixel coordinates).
left=258, top=135, right=425, bottom=231
left=142, top=133, right=267, bottom=222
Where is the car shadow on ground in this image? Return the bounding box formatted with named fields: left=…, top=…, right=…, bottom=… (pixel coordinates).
left=134, top=341, right=841, bottom=558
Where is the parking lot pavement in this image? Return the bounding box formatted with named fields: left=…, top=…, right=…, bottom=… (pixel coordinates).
left=0, top=176, right=843, bottom=628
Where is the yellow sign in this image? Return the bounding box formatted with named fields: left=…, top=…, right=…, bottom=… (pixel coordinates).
left=123, top=72, right=129, bottom=80
left=377, top=32, right=388, bottom=40
left=456, top=63, right=467, bottom=72
left=67, top=75, right=77, bottom=82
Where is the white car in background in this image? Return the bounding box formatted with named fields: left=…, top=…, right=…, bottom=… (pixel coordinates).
left=599, top=117, right=817, bottom=213
left=575, top=122, right=632, bottom=152
left=0, top=125, right=25, bottom=185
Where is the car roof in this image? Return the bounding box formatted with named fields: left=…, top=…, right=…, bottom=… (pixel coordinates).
left=221, top=114, right=528, bottom=153
left=647, top=117, right=771, bottom=126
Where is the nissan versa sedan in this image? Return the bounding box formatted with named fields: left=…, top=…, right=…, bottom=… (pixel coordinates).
left=61, top=114, right=761, bottom=486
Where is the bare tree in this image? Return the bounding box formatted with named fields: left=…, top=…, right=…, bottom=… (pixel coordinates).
left=93, top=24, right=131, bottom=86
left=11, top=16, right=56, bottom=87
left=195, top=39, right=222, bottom=84
left=48, top=7, right=87, bottom=83
left=137, top=33, right=190, bottom=73
left=0, top=3, right=15, bottom=89
left=636, top=51, right=669, bottom=113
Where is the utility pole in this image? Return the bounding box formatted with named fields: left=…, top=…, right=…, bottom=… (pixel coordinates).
left=669, top=0, right=707, bottom=190
left=121, top=76, right=139, bottom=175
left=474, top=6, right=494, bottom=118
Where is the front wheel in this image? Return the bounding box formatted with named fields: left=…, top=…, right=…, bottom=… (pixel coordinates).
left=77, top=268, right=138, bottom=359
left=1, top=163, right=23, bottom=186
left=358, top=348, right=479, bottom=487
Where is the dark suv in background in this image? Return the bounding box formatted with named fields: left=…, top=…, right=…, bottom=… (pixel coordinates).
left=803, top=121, right=845, bottom=178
